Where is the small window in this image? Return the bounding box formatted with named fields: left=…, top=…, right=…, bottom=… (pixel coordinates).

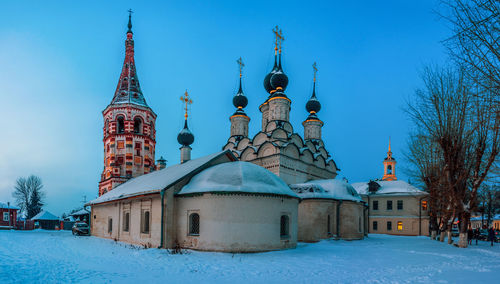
left=397, top=200, right=403, bottom=210
left=117, top=141, right=125, bottom=149
left=373, top=200, right=379, bottom=210
left=280, top=215, right=289, bottom=239
left=422, top=200, right=428, bottom=211
left=358, top=217, right=361, bottom=233
left=387, top=164, right=392, bottom=175
left=108, top=218, right=113, bottom=233
left=3, top=212, right=9, bottom=221
left=373, top=221, right=378, bottom=231
left=387, top=200, right=393, bottom=211
left=327, top=215, right=331, bottom=234
left=189, top=213, right=200, bottom=236
left=117, top=117, right=125, bottom=134
left=123, top=212, right=130, bottom=232
left=134, top=117, right=142, bottom=134
left=397, top=221, right=403, bottom=231
left=387, top=221, right=392, bottom=231
left=142, top=211, right=150, bottom=234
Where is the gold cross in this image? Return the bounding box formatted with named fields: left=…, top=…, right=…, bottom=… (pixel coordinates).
left=272, top=26, right=284, bottom=54
left=312, top=62, right=318, bottom=82
left=180, top=90, right=193, bottom=120
left=237, top=57, right=244, bottom=78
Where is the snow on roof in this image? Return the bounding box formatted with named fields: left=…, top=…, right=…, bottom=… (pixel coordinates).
left=0, top=202, right=20, bottom=210
left=290, top=179, right=363, bottom=202
left=31, top=211, right=59, bottom=221
left=89, top=151, right=233, bottom=205
left=352, top=180, right=426, bottom=195
left=70, top=209, right=90, bottom=216
left=178, top=161, right=298, bottom=198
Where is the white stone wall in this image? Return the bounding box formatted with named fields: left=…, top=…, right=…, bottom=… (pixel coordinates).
left=175, top=193, right=298, bottom=252
left=230, top=115, right=250, bottom=137
left=268, top=98, right=291, bottom=122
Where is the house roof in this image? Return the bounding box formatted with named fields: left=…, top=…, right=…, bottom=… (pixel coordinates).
left=88, top=151, right=236, bottom=205
left=31, top=211, right=59, bottom=221
left=178, top=161, right=298, bottom=198
left=471, top=214, right=500, bottom=221
left=290, top=179, right=363, bottom=202
left=0, top=202, right=20, bottom=210
left=352, top=180, right=427, bottom=196
left=70, top=209, right=90, bottom=216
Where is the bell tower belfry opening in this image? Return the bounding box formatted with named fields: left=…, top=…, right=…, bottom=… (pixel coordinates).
left=382, top=138, right=397, bottom=181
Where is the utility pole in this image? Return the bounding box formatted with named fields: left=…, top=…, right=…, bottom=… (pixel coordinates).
left=7, top=201, right=11, bottom=230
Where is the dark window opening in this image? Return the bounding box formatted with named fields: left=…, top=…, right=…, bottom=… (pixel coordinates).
left=117, top=117, right=125, bottom=134
left=189, top=213, right=200, bottom=236
left=387, top=200, right=393, bottom=211
left=373, top=200, right=379, bottom=210
left=397, top=200, right=403, bottom=210
left=108, top=218, right=113, bottom=233
left=327, top=215, right=331, bottom=234
left=134, top=118, right=142, bottom=134
left=280, top=215, right=289, bottom=238
left=142, top=211, right=150, bottom=234
left=123, top=212, right=130, bottom=232
left=387, top=165, right=392, bottom=175
left=373, top=221, right=378, bottom=231
left=387, top=221, right=392, bottom=231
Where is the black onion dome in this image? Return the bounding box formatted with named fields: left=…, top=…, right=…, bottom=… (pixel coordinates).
left=264, top=55, right=279, bottom=93
left=233, top=78, right=248, bottom=108
left=270, top=54, right=288, bottom=91
left=306, top=82, right=321, bottom=113
left=177, top=120, right=194, bottom=146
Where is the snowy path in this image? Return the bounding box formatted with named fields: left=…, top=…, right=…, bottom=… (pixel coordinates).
left=0, top=230, right=499, bottom=283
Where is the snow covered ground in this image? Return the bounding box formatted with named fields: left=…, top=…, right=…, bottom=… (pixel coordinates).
left=0, top=230, right=499, bottom=283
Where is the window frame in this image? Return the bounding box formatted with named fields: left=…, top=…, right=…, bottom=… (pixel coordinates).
left=3, top=212, right=9, bottom=221
left=188, top=212, right=200, bottom=236
left=397, top=200, right=403, bottom=210
left=117, top=116, right=125, bottom=134
left=373, top=221, right=378, bottom=231
left=397, top=221, right=403, bottom=231
left=421, top=200, right=428, bottom=211
left=387, top=221, right=392, bottom=231
left=280, top=215, right=290, bottom=239
left=141, top=210, right=150, bottom=234
left=373, top=200, right=379, bottom=211
left=123, top=211, right=130, bottom=232
left=387, top=200, right=393, bottom=211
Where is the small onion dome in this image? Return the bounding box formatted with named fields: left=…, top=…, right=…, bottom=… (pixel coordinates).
left=306, top=82, right=321, bottom=113
left=263, top=55, right=279, bottom=93
left=233, top=78, right=248, bottom=108
left=177, top=120, right=194, bottom=146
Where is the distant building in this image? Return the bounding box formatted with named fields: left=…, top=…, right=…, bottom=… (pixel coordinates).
left=0, top=202, right=19, bottom=229
left=352, top=141, right=429, bottom=236
left=31, top=211, right=60, bottom=230
left=470, top=214, right=500, bottom=230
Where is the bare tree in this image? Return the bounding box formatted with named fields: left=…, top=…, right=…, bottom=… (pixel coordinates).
left=12, top=175, right=45, bottom=219
left=441, top=0, right=500, bottom=97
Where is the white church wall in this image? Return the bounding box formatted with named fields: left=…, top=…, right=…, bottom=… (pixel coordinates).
left=175, top=194, right=298, bottom=252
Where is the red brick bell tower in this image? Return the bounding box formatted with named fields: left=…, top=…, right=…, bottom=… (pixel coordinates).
left=98, top=12, right=157, bottom=196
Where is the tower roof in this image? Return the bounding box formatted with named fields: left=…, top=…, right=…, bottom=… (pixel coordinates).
left=109, top=12, right=150, bottom=108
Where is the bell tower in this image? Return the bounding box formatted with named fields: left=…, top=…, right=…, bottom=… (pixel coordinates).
left=98, top=11, right=157, bottom=196
left=382, top=138, right=397, bottom=181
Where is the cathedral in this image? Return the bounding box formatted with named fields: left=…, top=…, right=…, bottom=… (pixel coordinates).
left=222, top=29, right=338, bottom=184
left=88, top=15, right=365, bottom=252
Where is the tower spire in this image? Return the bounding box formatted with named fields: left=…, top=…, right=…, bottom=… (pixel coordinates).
left=127, top=9, right=133, bottom=34
left=387, top=137, right=392, bottom=158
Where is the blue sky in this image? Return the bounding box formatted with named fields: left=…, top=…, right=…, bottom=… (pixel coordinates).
left=0, top=0, right=450, bottom=215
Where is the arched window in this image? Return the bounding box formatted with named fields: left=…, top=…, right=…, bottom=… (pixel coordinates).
left=189, top=213, right=200, bottom=235
left=280, top=215, right=289, bottom=238
left=142, top=211, right=150, bottom=234
left=134, top=117, right=142, bottom=134
left=117, top=116, right=125, bottom=134
left=123, top=212, right=130, bottom=232
left=387, top=165, right=392, bottom=175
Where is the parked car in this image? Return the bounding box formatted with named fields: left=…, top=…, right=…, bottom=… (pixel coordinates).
left=479, top=229, right=499, bottom=242
left=72, top=222, right=89, bottom=236
left=451, top=228, right=460, bottom=237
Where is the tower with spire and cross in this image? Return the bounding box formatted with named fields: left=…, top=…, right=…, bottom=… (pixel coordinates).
left=223, top=27, right=338, bottom=184
left=382, top=138, right=397, bottom=181
left=98, top=11, right=158, bottom=196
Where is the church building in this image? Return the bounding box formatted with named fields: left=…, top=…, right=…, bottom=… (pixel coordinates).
left=89, top=15, right=364, bottom=253
left=352, top=141, right=429, bottom=236
left=222, top=28, right=338, bottom=185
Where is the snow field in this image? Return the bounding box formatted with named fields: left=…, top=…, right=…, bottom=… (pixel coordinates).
left=0, top=230, right=499, bottom=283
